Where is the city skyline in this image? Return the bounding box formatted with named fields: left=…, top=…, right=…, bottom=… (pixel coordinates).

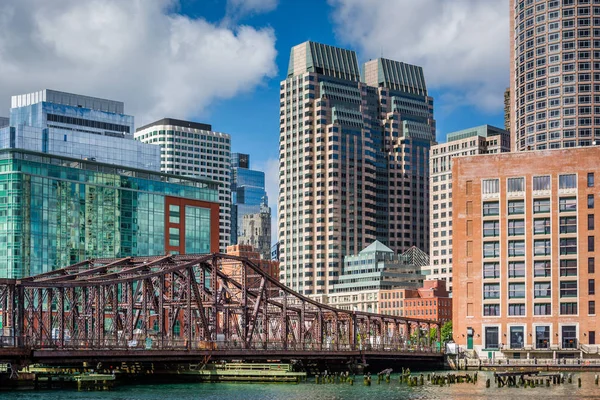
left=0, top=0, right=510, bottom=244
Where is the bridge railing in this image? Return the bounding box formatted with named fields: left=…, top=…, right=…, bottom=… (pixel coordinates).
left=0, top=336, right=30, bottom=348
left=24, top=337, right=443, bottom=353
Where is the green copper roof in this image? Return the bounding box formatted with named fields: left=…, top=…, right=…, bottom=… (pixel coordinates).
left=360, top=240, right=394, bottom=254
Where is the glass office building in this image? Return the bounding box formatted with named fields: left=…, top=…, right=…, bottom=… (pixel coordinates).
left=230, top=153, right=269, bottom=246
left=0, top=149, right=219, bottom=279
left=3, top=89, right=160, bottom=171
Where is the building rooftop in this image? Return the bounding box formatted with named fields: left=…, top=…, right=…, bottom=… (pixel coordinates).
left=11, top=89, right=125, bottom=114
left=136, top=118, right=212, bottom=132
left=360, top=240, right=394, bottom=254
left=446, top=124, right=507, bottom=143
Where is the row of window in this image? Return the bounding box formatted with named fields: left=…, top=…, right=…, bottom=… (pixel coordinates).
left=483, top=280, right=590, bottom=299
left=483, top=237, right=584, bottom=257
left=481, top=325, right=582, bottom=350
left=483, top=197, right=582, bottom=216
left=483, top=301, right=587, bottom=316
left=483, top=258, right=590, bottom=278
left=481, top=173, right=592, bottom=195
left=483, top=215, right=595, bottom=236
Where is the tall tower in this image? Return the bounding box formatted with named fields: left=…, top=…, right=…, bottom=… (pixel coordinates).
left=279, top=42, right=435, bottom=297
left=510, top=0, right=600, bottom=151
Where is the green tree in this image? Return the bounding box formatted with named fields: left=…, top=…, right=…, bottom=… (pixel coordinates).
left=441, top=321, right=453, bottom=342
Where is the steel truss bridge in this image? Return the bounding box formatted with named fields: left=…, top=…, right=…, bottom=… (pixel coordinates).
left=0, top=254, right=443, bottom=367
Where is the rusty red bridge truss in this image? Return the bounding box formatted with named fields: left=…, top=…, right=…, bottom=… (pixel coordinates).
left=0, top=254, right=443, bottom=365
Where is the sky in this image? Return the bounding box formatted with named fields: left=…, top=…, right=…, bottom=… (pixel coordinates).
left=0, top=0, right=510, bottom=243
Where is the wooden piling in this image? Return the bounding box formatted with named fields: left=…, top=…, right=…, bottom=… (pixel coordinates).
left=486, top=379, right=490, bottom=388
left=578, top=377, right=582, bottom=388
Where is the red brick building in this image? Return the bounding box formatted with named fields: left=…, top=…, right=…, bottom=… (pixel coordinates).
left=379, top=279, right=452, bottom=323
left=453, top=148, right=600, bottom=359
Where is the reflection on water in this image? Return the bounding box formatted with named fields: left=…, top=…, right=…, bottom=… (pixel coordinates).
left=3, top=371, right=600, bottom=400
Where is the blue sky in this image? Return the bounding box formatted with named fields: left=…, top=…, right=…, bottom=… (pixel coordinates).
left=0, top=0, right=509, bottom=241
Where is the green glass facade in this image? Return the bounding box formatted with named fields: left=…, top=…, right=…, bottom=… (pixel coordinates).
left=0, top=149, right=219, bottom=278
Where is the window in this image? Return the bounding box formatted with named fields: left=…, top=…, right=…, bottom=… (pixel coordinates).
left=482, top=179, right=499, bottom=194
left=483, top=262, right=500, bottom=279
left=589, top=257, right=596, bottom=273
left=590, top=236, right=596, bottom=251
left=509, top=261, right=526, bottom=278
left=560, top=237, right=578, bottom=255
left=560, top=216, right=577, bottom=233
left=510, top=326, right=525, bottom=348
left=534, top=303, right=552, bottom=316
left=559, top=174, right=577, bottom=189
left=589, top=173, right=595, bottom=187
left=536, top=326, right=550, bottom=348
left=589, top=194, right=595, bottom=209
left=560, top=302, right=578, bottom=315
left=534, top=218, right=551, bottom=234
left=509, top=283, right=526, bottom=298
left=560, top=281, right=578, bottom=297
left=483, top=202, right=500, bottom=216
left=589, top=214, right=595, bottom=230
left=560, top=259, right=578, bottom=276
left=534, top=239, right=552, bottom=256
left=559, top=197, right=577, bottom=212
left=534, top=260, right=552, bottom=277
left=590, top=300, right=596, bottom=315
left=508, top=200, right=525, bottom=215
left=483, top=304, right=500, bottom=316
left=484, top=283, right=500, bottom=299
left=533, top=175, right=551, bottom=191
left=508, top=241, right=525, bottom=257
left=485, top=327, right=499, bottom=350
left=590, top=279, right=596, bottom=295
left=507, top=177, right=525, bottom=192
left=508, top=219, right=525, bottom=236
left=534, top=282, right=552, bottom=298
left=562, top=325, right=577, bottom=348
left=483, top=220, right=500, bottom=237
left=483, top=242, right=500, bottom=258
left=533, top=198, right=551, bottom=213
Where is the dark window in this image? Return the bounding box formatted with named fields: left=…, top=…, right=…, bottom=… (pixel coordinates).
left=536, top=326, right=550, bottom=349
left=589, top=172, right=595, bottom=187
left=590, top=279, right=596, bottom=295
left=485, top=327, right=499, bottom=350
left=560, top=259, right=578, bottom=276
left=560, top=281, right=578, bottom=297
left=46, top=113, right=130, bottom=134
left=508, top=304, right=526, bottom=316
left=562, top=325, right=578, bottom=348
left=590, top=301, right=596, bottom=315
left=589, top=214, right=595, bottom=230
left=590, top=257, right=596, bottom=273
left=508, top=261, right=526, bottom=278
left=560, top=238, right=578, bottom=255
left=560, top=216, right=577, bottom=233
left=589, top=236, right=595, bottom=251
left=589, top=194, right=595, bottom=209
left=590, top=331, right=596, bottom=345
left=508, top=200, right=525, bottom=215
left=533, top=198, right=551, bottom=213
left=560, top=302, right=578, bottom=315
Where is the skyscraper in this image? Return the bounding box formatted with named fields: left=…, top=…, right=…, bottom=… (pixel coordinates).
left=230, top=152, right=269, bottom=248
left=3, top=89, right=160, bottom=170
left=135, top=118, right=231, bottom=252
left=510, top=0, right=600, bottom=151
left=427, top=125, right=510, bottom=291
left=279, top=41, right=435, bottom=296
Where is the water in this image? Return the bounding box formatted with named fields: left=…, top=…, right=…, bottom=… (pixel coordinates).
left=1, top=371, right=600, bottom=399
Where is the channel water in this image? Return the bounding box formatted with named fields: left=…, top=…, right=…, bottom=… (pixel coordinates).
left=1, top=371, right=600, bottom=399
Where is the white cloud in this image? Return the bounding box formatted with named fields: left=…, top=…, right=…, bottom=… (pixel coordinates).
left=0, top=0, right=278, bottom=124
left=225, top=0, right=278, bottom=21
left=328, top=0, right=509, bottom=113
left=255, top=157, right=280, bottom=245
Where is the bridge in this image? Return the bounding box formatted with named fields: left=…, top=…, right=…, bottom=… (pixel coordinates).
left=0, top=254, right=443, bottom=370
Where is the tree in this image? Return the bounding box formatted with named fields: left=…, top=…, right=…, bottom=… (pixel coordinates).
left=441, top=321, right=453, bottom=343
